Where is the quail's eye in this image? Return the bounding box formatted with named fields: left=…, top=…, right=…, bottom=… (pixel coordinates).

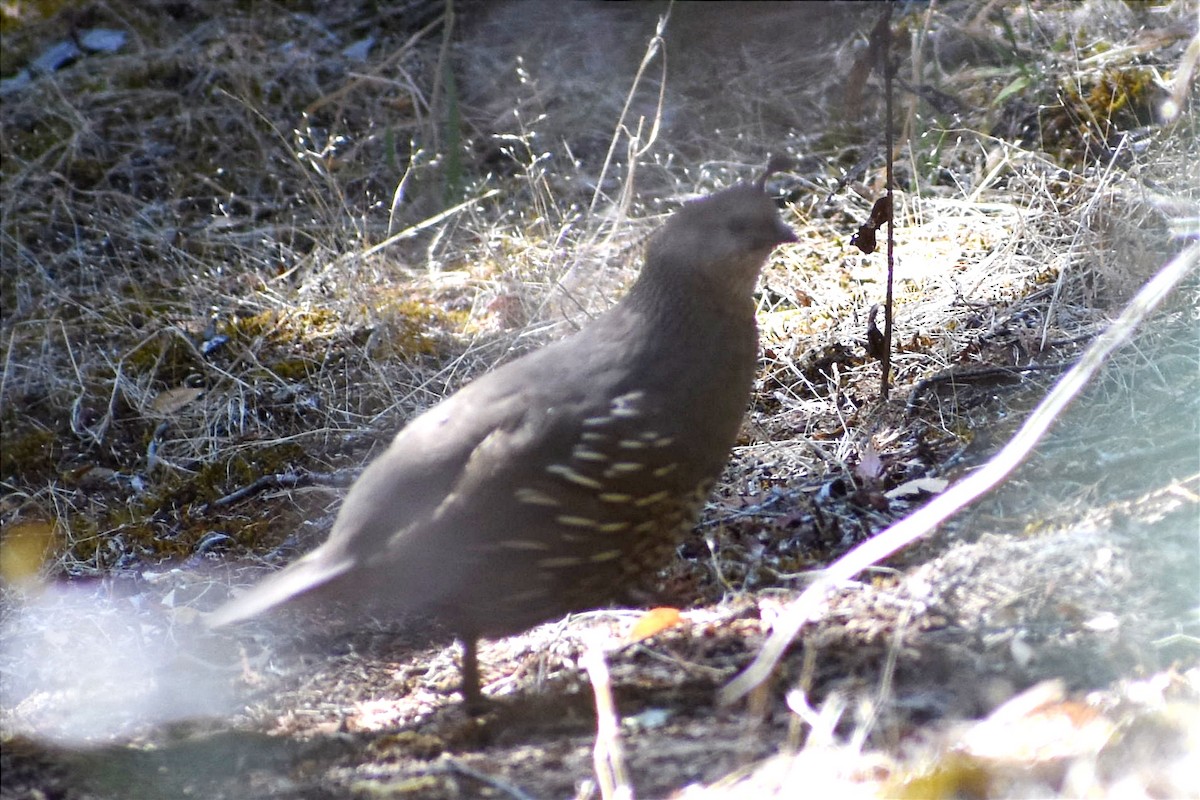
left=727, top=216, right=751, bottom=235
left=728, top=215, right=771, bottom=249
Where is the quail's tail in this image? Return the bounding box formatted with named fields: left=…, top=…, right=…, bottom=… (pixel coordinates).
left=205, top=549, right=353, bottom=628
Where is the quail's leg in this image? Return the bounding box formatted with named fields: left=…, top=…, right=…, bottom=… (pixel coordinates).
left=459, top=635, right=485, bottom=713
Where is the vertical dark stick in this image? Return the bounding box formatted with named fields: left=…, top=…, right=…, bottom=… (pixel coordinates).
left=880, top=4, right=895, bottom=400
left=460, top=635, right=483, bottom=712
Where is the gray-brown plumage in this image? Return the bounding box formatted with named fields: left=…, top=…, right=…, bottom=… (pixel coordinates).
left=208, top=165, right=796, bottom=708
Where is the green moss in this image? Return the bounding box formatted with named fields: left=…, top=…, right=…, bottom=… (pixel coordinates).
left=52, top=440, right=316, bottom=567
left=55, top=515, right=102, bottom=567
left=0, top=0, right=73, bottom=35
left=122, top=332, right=205, bottom=386
left=0, top=420, right=59, bottom=484
left=264, top=358, right=313, bottom=381
left=1040, top=65, right=1162, bottom=164
left=176, top=443, right=308, bottom=506
left=219, top=307, right=342, bottom=347
left=1081, top=66, right=1158, bottom=129
left=368, top=297, right=468, bottom=360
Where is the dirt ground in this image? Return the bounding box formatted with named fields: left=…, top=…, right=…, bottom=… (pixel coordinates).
left=2, top=1, right=1198, bottom=798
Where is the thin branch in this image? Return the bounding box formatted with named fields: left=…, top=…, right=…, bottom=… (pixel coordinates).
left=881, top=5, right=896, bottom=400
left=720, top=243, right=1200, bottom=706
left=585, top=641, right=633, bottom=800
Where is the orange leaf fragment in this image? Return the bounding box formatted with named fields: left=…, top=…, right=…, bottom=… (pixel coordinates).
left=628, top=607, right=683, bottom=643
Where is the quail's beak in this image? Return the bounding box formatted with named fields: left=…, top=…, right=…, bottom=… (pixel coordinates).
left=747, top=219, right=796, bottom=252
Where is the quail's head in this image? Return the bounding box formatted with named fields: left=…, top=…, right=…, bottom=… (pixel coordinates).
left=640, top=182, right=796, bottom=307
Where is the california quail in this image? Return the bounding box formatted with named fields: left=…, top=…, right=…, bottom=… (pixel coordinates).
left=208, top=164, right=797, bottom=708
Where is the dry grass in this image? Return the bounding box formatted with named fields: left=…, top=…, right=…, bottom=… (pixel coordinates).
left=1, top=0, right=1197, bottom=797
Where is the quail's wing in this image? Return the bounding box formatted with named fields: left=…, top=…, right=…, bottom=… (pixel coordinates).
left=422, top=377, right=708, bottom=564
left=397, top=370, right=715, bottom=635
left=209, top=323, right=651, bottom=625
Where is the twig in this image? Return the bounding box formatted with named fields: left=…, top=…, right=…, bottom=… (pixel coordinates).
left=198, top=469, right=356, bottom=513
left=587, top=8, right=671, bottom=220
left=719, top=243, right=1200, bottom=706
left=584, top=641, right=633, bottom=800
left=355, top=188, right=501, bottom=261
left=444, top=759, right=538, bottom=800
left=905, top=361, right=1077, bottom=416
left=880, top=4, right=896, bottom=401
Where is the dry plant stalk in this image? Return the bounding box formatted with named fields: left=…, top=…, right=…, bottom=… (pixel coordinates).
left=585, top=642, right=634, bottom=800
left=721, top=242, right=1200, bottom=706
